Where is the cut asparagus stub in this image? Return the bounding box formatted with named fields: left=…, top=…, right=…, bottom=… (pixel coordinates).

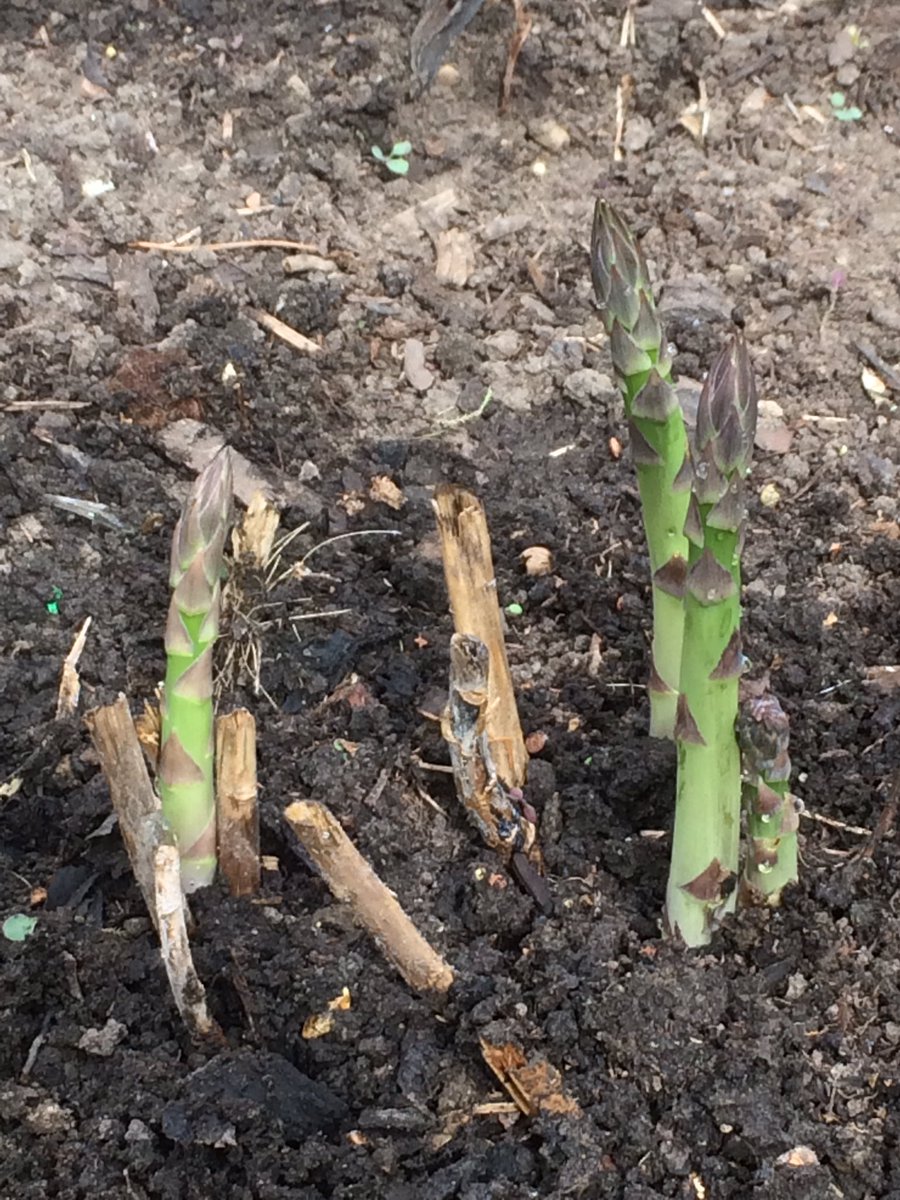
left=591, top=200, right=689, bottom=739
left=159, top=448, right=234, bottom=892
left=666, top=335, right=758, bottom=947
left=739, top=690, right=798, bottom=904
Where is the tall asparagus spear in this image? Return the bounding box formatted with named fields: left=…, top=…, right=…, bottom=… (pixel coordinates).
left=665, top=335, right=758, bottom=947
left=590, top=201, right=690, bottom=739
left=159, top=449, right=233, bottom=893
left=739, top=687, right=799, bottom=904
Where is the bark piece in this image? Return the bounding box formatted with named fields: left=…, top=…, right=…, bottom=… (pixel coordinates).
left=215, top=710, right=260, bottom=897
left=284, top=801, right=454, bottom=994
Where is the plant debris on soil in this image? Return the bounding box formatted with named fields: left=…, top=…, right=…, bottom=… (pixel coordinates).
left=2, top=1, right=900, bottom=1197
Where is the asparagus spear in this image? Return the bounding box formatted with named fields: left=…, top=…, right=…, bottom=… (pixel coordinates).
left=665, top=335, right=758, bottom=947
left=739, top=687, right=798, bottom=904
left=158, top=449, right=233, bottom=893
left=590, top=201, right=690, bottom=739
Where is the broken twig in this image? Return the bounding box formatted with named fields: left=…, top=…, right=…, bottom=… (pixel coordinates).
left=246, top=307, right=320, bottom=356
left=284, top=801, right=454, bottom=994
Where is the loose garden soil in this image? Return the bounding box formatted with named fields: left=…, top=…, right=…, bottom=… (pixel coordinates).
left=2, top=1, right=900, bottom=1196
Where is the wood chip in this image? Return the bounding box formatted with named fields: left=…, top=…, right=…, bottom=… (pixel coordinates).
left=369, top=475, right=406, bottom=510
left=283, top=253, right=338, bottom=275
left=434, top=228, right=475, bottom=287
left=232, top=491, right=280, bottom=567
left=480, top=1039, right=581, bottom=1117
left=776, top=1146, right=819, bottom=1168
left=863, top=665, right=900, bottom=691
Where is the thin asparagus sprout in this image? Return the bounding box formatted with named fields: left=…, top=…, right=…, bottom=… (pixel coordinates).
left=665, top=335, right=758, bottom=947
left=590, top=200, right=690, bottom=739
left=158, top=449, right=233, bottom=893
left=739, top=689, right=799, bottom=905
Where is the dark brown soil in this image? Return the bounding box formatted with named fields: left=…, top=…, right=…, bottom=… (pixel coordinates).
left=2, top=1, right=900, bottom=1197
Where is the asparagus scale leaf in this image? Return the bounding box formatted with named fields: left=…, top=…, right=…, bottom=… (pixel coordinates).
left=159, top=448, right=233, bottom=893
left=666, top=335, right=758, bottom=947
left=739, top=688, right=799, bottom=904
left=591, top=201, right=690, bottom=739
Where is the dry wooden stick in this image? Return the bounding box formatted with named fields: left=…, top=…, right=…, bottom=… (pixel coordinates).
left=245, top=307, right=320, bottom=355
left=216, top=710, right=260, bottom=897
left=432, top=484, right=528, bottom=790
left=154, top=842, right=219, bottom=1038
left=129, top=237, right=320, bottom=254
left=85, top=695, right=163, bottom=928
left=284, top=801, right=454, bottom=994
left=442, top=634, right=536, bottom=860
left=87, top=696, right=220, bottom=1038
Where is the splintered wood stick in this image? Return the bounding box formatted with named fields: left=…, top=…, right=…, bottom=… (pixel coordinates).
left=56, top=616, right=92, bottom=718
left=442, top=633, right=537, bottom=860
left=86, top=696, right=220, bottom=1038
left=85, top=695, right=163, bottom=929
left=154, top=842, right=219, bottom=1038
left=432, top=484, right=528, bottom=790
left=284, top=801, right=454, bottom=994
left=216, top=710, right=260, bottom=897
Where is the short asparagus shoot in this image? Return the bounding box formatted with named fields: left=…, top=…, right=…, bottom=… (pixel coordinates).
left=158, top=449, right=233, bottom=893
left=739, top=688, right=798, bottom=904
left=666, top=335, right=758, bottom=947
left=590, top=201, right=689, bottom=739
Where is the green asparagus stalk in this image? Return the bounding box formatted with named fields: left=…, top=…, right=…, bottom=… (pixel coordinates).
left=158, top=448, right=233, bottom=893
left=590, top=201, right=690, bottom=739
left=739, top=687, right=798, bottom=904
left=665, top=335, right=758, bottom=947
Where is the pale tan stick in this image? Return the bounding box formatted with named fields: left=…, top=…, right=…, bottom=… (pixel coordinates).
left=432, top=484, right=528, bottom=789
left=246, top=307, right=320, bottom=355
left=56, top=616, right=92, bottom=718
left=129, top=237, right=319, bottom=254
left=216, top=710, right=260, bottom=897
left=284, top=801, right=454, bottom=994
left=154, top=842, right=219, bottom=1037
left=614, top=73, right=634, bottom=163
left=85, top=695, right=163, bottom=929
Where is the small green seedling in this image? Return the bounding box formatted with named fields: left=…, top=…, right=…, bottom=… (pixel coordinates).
left=829, top=92, right=863, bottom=122
left=372, top=140, right=412, bottom=176
left=3, top=914, right=38, bottom=941
left=505, top=603, right=523, bottom=617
